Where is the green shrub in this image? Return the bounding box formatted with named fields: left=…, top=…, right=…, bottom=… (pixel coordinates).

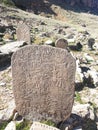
left=75, top=92, right=83, bottom=104
left=16, top=120, right=31, bottom=130
left=41, top=120, right=56, bottom=127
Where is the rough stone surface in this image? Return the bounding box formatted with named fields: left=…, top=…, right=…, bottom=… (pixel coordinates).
left=16, top=23, right=31, bottom=44
left=30, top=122, right=60, bottom=130
left=12, top=45, right=76, bottom=122
left=55, top=38, right=68, bottom=49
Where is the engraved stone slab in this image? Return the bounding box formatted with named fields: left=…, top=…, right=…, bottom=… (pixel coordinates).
left=16, top=23, right=31, bottom=44
left=55, top=38, right=68, bottom=49
left=12, top=45, right=76, bottom=123
left=30, top=122, right=60, bottom=130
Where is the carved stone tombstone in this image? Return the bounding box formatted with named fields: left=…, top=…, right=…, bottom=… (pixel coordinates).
left=16, top=23, right=31, bottom=44
left=12, top=45, right=76, bottom=123
left=55, top=38, right=68, bottom=49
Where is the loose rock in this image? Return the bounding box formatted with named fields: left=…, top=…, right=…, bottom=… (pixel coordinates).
left=55, top=38, right=68, bottom=49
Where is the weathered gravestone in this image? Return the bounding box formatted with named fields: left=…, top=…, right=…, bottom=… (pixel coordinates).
left=12, top=45, right=76, bottom=123
left=30, top=122, right=60, bottom=130
left=16, top=23, right=31, bottom=44
left=55, top=38, right=68, bottom=49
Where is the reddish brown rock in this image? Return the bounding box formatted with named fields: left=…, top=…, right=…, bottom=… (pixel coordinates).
left=11, top=45, right=76, bottom=123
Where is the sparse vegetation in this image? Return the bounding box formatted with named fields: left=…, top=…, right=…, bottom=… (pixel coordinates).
left=0, top=0, right=15, bottom=7
left=75, top=92, right=83, bottom=104
left=16, top=120, right=31, bottom=130
left=41, top=120, right=56, bottom=127
left=0, top=121, right=8, bottom=130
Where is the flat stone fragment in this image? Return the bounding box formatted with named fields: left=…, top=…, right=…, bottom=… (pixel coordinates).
left=55, top=38, right=68, bottom=49
left=11, top=45, right=76, bottom=123
left=0, top=41, right=27, bottom=67
left=30, top=122, right=60, bottom=130
left=0, top=41, right=27, bottom=54
left=16, top=23, right=31, bottom=44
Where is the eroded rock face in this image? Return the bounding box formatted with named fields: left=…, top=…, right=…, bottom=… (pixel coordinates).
left=11, top=45, right=76, bottom=123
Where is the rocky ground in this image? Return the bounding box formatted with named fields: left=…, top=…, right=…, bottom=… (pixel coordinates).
left=0, top=3, right=98, bottom=130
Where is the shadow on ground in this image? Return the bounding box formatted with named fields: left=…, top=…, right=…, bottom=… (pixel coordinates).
left=13, top=0, right=98, bottom=16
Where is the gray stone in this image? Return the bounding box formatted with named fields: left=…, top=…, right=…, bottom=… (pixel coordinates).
left=16, top=23, right=31, bottom=44
left=88, top=38, right=95, bottom=50
left=84, top=53, right=94, bottom=62
left=76, top=42, right=83, bottom=51
left=30, top=122, right=60, bottom=130
left=0, top=41, right=27, bottom=54
left=73, top=127, right=82, bottom=130
left=55, top=38, right=68, bottom=49
left=12, top=45, right=76, bottom=123
left=87, top=69, right=98, bottom=87
left=67, top=39, right=75, bottom=43
left=93, top=42, right=98, bottom=50
left=72, top=104, right=95, bottom=120
left=0, top=100, right=15, bottom=121
left=0, top=82, right=6, bottom=87
left=58, top=114, right=83, bottom=130
left=75, top=59, right=83, bottom=83
left=44, top=40, right=54, bottom=46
